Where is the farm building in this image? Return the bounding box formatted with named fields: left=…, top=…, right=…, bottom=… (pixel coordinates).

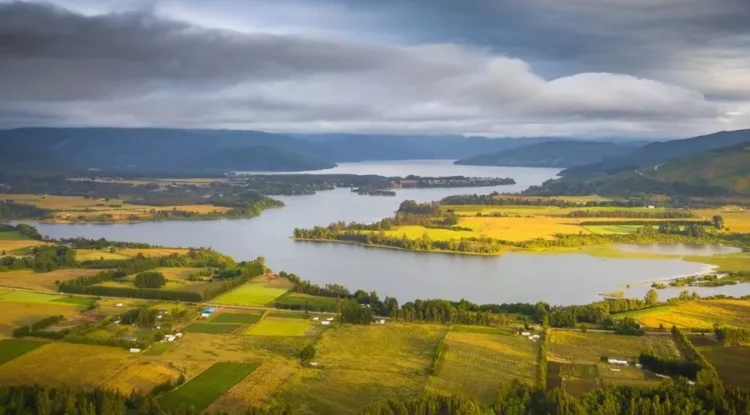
left=521, top=332, right=531, bottom=336
left=378, top=319, right=386, bottom=324
left=201, top=307, right=216, bottom=318
left=115, top=303, right=124, bottom=307
left=129, top=348, right=141, bottom=353
left=312, top=317, right=319, bottom=321
left=326, top=317, right=334, bottom=321
left=321, top=321, right=331, bottom=326
left=607, top=358, right=629, bottom=366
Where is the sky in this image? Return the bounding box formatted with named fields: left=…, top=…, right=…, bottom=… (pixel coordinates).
left=1, top=0, right=749, bottom=138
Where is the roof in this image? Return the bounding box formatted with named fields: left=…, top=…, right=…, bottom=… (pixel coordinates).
left=202, top=307, right=216, bottom=313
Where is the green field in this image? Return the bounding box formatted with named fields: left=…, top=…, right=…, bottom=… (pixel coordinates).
left=702, top=345, right=750, bottom=387
left=213, top=282, right=289, bottom=307
left=245, top=318, right=312, bottom=337
left=268, top=311, right=318, bottom=320
left=0, top=339, right=46, bottom=366
left=210, top=313, right=263, bottom=324
left=52, top=296, right=98, bottom=307
left=0, top=231, right=26, bottom=240
left=276, top=293, right=340, bottom=309
left=182, top=323, right=244, bottom=334
left=427, top=329, right=538, bottom=404
left=159, top=362, right=259, bottom=412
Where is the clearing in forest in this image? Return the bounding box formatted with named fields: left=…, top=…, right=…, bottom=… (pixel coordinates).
left=273, top=324, right=446, bottom=415
left=158, top=362, right=259, bottom=412
left=427, top=328, right=538, bottom=404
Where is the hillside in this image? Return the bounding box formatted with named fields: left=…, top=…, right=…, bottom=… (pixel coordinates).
left=0, top=128, right=335, bottom=173
left=562, top=129, right=750, bottom=177
left=525, top=142, right=750, bottom=197
left=454, top=141, right=633, bottom=168
left=643, top=142, right=750, bottom=194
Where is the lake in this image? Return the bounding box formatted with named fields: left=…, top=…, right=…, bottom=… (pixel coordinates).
left=25, top=160, right=748, bottom=305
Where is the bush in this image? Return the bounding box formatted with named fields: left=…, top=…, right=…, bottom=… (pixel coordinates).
left=134, top=271, right=167, bottom=289
left=299, top=344, right=316, bottom=360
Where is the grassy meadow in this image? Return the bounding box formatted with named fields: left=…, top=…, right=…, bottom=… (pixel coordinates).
left=244, top=318, right=313, bottom=337
left=0, top=339, right=46, bottom=366
left=273, top=323, right=446, bottom=414
left=702, top=345, right=750, bottom=387
left=0, top=268, right=100, bottom=292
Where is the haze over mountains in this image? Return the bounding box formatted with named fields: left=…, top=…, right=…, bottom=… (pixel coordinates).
left=454, top=141, right=635, bottom=168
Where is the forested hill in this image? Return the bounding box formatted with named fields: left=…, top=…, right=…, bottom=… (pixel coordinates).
left=641, top=141, right=750, bottom=194
left=453, top=140, right=634, bottom=168
left=0, top=128, right=335, bottom=173
left=562, top=129, right=750, bottom=177
left=525, top=142, right=750, bottom=197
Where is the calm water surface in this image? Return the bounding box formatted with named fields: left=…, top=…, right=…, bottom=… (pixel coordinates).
left=27, top=160, right=748, bottom=305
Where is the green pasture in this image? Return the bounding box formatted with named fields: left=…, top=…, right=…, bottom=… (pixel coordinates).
left=0, top=339, right=46, bottom=366
left=210, top=313, right=262, bottom=324
left=213, top=282, right=289, bottom=307
left=245, top=318, right=313, bottom=337
left=159, top=362, right=259, bottom=412
left=182, top=323, right=243, bottom=334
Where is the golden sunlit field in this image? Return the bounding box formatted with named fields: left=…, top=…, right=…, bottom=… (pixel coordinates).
left=0, top=238, right=48, bottom=253
left=0, top=301, right=82, bottom=335
left=205, top=358, right=297, bottom=413
left=618, top=299, right=750, bottom=330
left=103, top=361, right=182, bottom=394
left=0, top=343, right=134, bottom=389
left=695, top=208, right=750, bottom=232
left=0, top=268, right=100, bottom=291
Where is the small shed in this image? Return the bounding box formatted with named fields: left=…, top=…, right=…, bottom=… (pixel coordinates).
left=115, top=303, right=124, bottom=307
left=521, top=332, right=531, bottom=336
left=607, top=358, right=629, bottom=366
left=175, top=332, right=183, bottom=337
left=321, top=321, right=331, bottom=326
left=165, top=335, right=176, bottom=342
left=378, top=319, right=386, bottom=325
left=129, top=348, right=141, bottom=353
left=312, top=317, right=320, bottom=321
left=201, top=307, right=216, bottom=318
left=326, top=317, right=334, bottom=321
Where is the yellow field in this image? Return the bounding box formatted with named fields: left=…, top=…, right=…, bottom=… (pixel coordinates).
left=0, top=269, right=100, bottom=292
left=117, top=248, right=189, bottom=258
left=618, top=299, right=750, bottom=329
left=103, top=361, right=182, bottom=394
left=427, top=329, right=538, bottom=404
left=695, top=208, right=750, bottom=232
left=74, top=249, right=130, bottom=261
left=0, top=238, right=48, bottom=253
left=0, top=301, right=83, bottom=335
left=205, top=358, right=297, bottom=413
left=0, top=194, right=133, bottom=209
left=0, top=343, right=133, bottom=389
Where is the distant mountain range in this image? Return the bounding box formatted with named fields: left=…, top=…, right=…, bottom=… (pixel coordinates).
left=454, top=141, right=634, bottom=168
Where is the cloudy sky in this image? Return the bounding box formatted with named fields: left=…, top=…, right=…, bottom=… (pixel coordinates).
left=1, top=0, right=749, bottom=138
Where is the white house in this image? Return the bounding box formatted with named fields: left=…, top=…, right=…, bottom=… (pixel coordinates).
left=129, top=348, right=141, bottom=353
left=607, top=358, right=629, bottom=366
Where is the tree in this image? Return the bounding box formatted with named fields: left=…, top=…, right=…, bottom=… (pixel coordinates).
left=134, top=271, right=166, bottom=289
left=712, top=215, right=725, bottom=230
left=645, top=289, right=659, bottom=306
left=299, top=344, right=316, bottom=360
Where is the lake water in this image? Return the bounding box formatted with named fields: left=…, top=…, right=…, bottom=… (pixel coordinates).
left=613, top=243, right=742, bottom=256
left=24, top=160, right=749, bottom=305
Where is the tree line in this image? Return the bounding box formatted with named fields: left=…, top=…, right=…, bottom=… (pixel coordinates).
left=439, top=193, right=656, bottom=208
left=567, top=209, right=694, bottom=218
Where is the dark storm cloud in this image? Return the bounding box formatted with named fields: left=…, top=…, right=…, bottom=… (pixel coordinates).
left=0, top=0, right=746, bottom=137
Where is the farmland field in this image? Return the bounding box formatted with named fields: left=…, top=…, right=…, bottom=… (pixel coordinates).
left=74, top=249, right=130, bottom=261
left=427, top=329, right=538, bottom=404
left=245, top=318, right=312, bottom=337
left=213, top=282, right=289, bottom=306
left=0, top=231, right=27, bottom=240
left=0, top=268, right=100, bottom=291
left=116, top=248, right=189, bottom=258
left=206, top=359, right=297, bottom=413
left=0, top=339, right=45, bottom=366
left=274, top=323, right=446, bottom=414
left=0, top=237, right=47, bottom=253
left=183, top=323, right=244, bottom=334
left=158, top=362, right=259, bottom=412
left=102, top=361, right=181, bottom=394
left=618, top=299, right=750, bottom=329
left=0, top=301, right=82, bottom=335
left=0, top=343, right=133, bottom=388
left=210, top=312, right=263, bottom=324
left=702, top=345, right=750, bottom=387
left=549, top=331, right=681, bottom=363
left=275, top=293, right=341, bottom=309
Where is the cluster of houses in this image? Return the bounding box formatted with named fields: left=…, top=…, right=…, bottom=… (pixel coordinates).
left=520, top=331, right=541, bottom=342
